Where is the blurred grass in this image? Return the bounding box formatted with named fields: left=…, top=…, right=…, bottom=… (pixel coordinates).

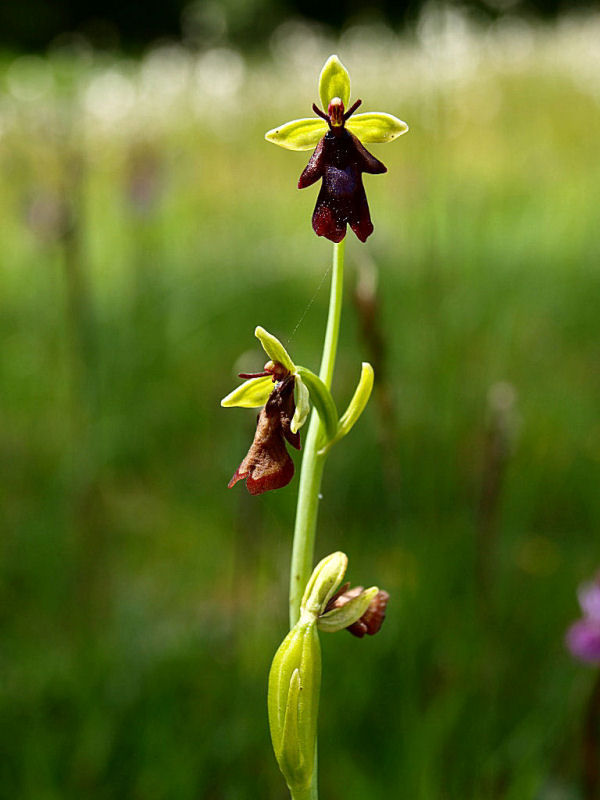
left=2, top=10, right=600, bottom=799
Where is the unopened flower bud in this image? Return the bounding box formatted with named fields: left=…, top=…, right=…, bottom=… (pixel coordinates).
left=301, top=551, right=348, bottom=618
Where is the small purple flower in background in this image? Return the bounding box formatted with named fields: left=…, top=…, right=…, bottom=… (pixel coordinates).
left=566, top=574, right=600, bottom=664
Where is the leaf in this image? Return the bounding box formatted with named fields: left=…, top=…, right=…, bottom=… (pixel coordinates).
left=265, top=118, right=328, bottom=151
left=220, top=375, right=273, bottom=408
left=255, top=326, right=295, bottom=372
left=295, top=366, right=338, bottom=442
left=346, top=112, right=409, bottom=143
left=318, top=54, right=350, bottom=110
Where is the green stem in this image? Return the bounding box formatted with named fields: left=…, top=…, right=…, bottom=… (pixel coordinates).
left=289, top=238, right=345, bottom=628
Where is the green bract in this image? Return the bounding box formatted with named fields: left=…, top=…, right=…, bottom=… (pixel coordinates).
left=265, top=54, right=408, bottom=153
left=321, top=362, right=374, bottom=454
left=295, top=367, right=338, bottom=443
left=268, top=620, right=321, bottom=794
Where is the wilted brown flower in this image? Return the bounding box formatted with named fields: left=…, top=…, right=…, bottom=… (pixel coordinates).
left=228, top=371, right=301, bottom=495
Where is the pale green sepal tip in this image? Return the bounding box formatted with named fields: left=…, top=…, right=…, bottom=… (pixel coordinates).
left=335, top=362, right=374, bottom=442
left=295, top=366, right=338, bottom=442
left=291, top=376, right=310, bottom=434
left=220, top=375, right=273, bottom=408
left=318, top=54, right=350, bottom=110
left=265, top=118, right=328, bottom=151
left=317, top=586, right=379, bottom=633
left=347, top=112, right=409, bottom=143
left=301, top=551, right=348, bottom=617
left=254, top=326, right=295, bottom=372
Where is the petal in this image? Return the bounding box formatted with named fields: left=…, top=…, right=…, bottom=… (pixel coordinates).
left=265, top=117, right=328, bottom=151
left=319, top=54, right=350, bottom=110
left=346, top=112, right=409, bottom=144
left=291, top=375, right=310, bottom=434
left=221, top=375, right=273, bottom=408
left=254, top=326, right=295, bottom=372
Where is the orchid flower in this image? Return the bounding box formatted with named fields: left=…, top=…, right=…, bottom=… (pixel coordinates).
left=266, top=55, right=408, bottom=242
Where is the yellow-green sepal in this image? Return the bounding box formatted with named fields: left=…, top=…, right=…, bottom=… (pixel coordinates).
left=255, top=326, right=295, bottom=373
left=321, top=362, right=374, bottom=453
left=295, top=366, right=338, bottom=442
left=346, top=112, right=409, bottom=143
left=319, top=54, right=350, bottom=109
left=265, top=118, right=328, bottom=151
left=317, top=586, right=379, bottom=633
left=220, top=375, right=273, bottom=408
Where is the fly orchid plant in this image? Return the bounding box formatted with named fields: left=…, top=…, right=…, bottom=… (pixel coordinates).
left=221, top=55, right=407, bottom=800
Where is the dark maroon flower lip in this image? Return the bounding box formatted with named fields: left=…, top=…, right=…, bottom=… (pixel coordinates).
left=228, top=368, right=301, bottom=495
left=298, top=98, right=387, bottom=243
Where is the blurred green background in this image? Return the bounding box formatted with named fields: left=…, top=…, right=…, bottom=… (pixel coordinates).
left=2, top=6, right=600, bottom=799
